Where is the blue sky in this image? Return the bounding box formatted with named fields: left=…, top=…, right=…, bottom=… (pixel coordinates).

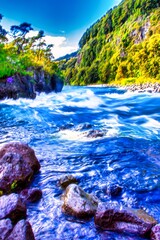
left=1, top=0, right=121, bottom=58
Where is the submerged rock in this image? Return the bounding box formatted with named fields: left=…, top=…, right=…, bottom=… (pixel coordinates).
left=62, top=184, right=99, bottom=218
left=151, top=224, right=160, bottom=240
left=94, top=203, right=157, bottom=236
left=86, top=129, right=106, bottom=138
left=0, top=142, right=40, bottom=193
left=75, top=123, right=92, bottom=131
left=106, top=184, right=122, bottom=197
left=20, top=188, right=42, bottom=204
left=0, top=219, right=13, bottom=239
left=6, top=220, right=35, bottom=240
left=0, top=193, right=26, bottom=223
left=59, top=175, right=78, bottom=189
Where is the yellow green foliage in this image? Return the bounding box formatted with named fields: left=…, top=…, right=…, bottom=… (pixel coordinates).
left=61, top=0, right=160, bottom=86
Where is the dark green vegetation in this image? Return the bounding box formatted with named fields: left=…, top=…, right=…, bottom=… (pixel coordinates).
left=59, top=0, right=160, bottom=86
left=0, top=16, right=61, bottom=80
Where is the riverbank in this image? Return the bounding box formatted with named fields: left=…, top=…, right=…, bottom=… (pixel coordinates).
left=89, top=82, right=160, bottom=93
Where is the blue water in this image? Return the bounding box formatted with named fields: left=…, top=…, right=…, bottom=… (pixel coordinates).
left=0, top=86, right=160, bottom=240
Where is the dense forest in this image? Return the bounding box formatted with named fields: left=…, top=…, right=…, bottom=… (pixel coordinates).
left=0, top=15, right=61, bottom=80
left=59, top=0, right=160, bottom=86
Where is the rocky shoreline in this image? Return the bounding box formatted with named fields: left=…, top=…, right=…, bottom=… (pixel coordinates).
left=0, top=142, right=160, bottom=239
left=124, top=82, right=160, bottom=93
left=89, top=82, right=160, bottom=93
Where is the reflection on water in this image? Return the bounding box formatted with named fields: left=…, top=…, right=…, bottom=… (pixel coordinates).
left=0, top=86, right=160, bottom=239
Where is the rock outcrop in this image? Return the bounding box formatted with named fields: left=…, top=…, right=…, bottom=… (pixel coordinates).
left=0, top=74, right=36, bottom=100
left=34, top=69, right=63, bottom=94
left=0, top=70, right=64, bottom=100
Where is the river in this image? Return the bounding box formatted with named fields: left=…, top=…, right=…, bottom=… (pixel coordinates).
left=0, top=86, right=160, bottom=239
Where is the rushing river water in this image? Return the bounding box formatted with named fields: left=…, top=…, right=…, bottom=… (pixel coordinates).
left=0, top=86, right=160, bottom=240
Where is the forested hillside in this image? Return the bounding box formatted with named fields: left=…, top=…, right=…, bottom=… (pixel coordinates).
left=59, top=0, right=160, bottom=86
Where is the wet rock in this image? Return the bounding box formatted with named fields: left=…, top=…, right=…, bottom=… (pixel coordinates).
left=59, top=175, right=78, bottom=189
left=75, top=123, right=92, bottom=131
left=125, top=83, right=160, bottom=93
left=62, top=184, right=99, bottom=218
left=86, top=129, right=106, bottom=138
left=59, top=123, right=74, bottom=130
left=106, top=184, right=122, bottom=197
left=0, top=142, right=40, bottom=193
left=151, top=224, right=160, bottom=240
left=20, top=188, right=42, bottom=204
left=6, top=220, right=35, bottom=240
left=0, top=219, right=13, bottom=239
left=50, top=74, right=64, bottom=93
left=0, top=193, right=26, bottom=223
left=0, top=142, right=40, bottom=172
left=94, top=203, right=157, bottom=236
left=34, top=69, right=63, bottom=94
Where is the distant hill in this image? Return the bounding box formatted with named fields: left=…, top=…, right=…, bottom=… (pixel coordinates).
left=59, top=0, right=160, bottom=86
left=56, top=51, right=78, bottom=61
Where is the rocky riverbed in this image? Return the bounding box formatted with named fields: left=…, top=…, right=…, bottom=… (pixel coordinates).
left=0, top=142, right=160, bottom=239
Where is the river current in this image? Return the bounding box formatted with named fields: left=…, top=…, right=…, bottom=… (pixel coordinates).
left=0, top=86, right=160, bottom=240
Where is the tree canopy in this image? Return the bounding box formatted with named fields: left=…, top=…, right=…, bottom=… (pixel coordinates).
left=59, top=0, right=160, bottom=86
left=0, top=16, right=60, bottom=79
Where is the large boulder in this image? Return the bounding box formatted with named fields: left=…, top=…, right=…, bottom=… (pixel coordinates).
left=0, top=219, right=13, bottom=239
left=94, top=203, right=157, bottom=236
left=0, top=142, right=40, bottom=194
left=6, top=220, right=35, bottom=240
left=62, top=184, right=99, bottom=218
left=0, top=193, right=26, bottom=223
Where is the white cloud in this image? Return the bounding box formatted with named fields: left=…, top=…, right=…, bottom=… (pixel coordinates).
left=21, top=30, right=78, bottom=59
left=44, top=36, right=78, bottom=59
left=0, top=17, right=78, bottom=59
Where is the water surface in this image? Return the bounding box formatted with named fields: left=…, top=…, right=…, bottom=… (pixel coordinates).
left=0, top=86, right=160, bottom=239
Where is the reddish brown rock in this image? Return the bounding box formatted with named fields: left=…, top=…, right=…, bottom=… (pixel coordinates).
left=0, top=219, right=13, bottom=239
left=0, top=142, right=40, bottom=172
left=6, top=220, right=35, bottom=240
left=0, top=142, right=40, bottom=193
left=20, top=188, right=42, bottom=204
left=106, top=184, right=122, bottom=197
left=151, top=224, right=160, bottom=240
left=0, top=193, right=26, bottom=223
left=94, top=203, right=157, bottom=236
left=62, top=184, right=99, bottom=218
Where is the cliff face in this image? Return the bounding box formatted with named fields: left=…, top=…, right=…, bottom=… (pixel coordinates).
left=0, top=71, right=64, bottom=100
left=60, top=0, right=160, bottom=86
